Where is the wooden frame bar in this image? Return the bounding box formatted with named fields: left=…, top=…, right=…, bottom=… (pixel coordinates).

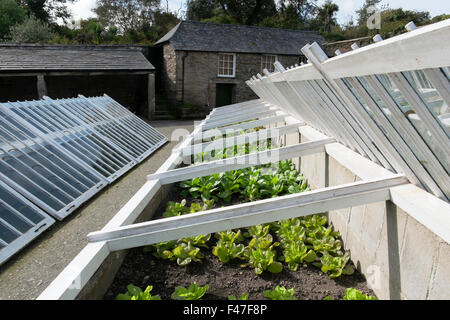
left=181, top=122, right=303, bottom=156
left=87, top=175, right=409, bottom=250
left=202, top=109, right=278, bottom=130
left=201, top=114, right=289, bottom=141
left=147, top=138, right=335, bottom=185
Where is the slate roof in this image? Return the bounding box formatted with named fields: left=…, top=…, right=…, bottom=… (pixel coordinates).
left=0, top=44, right=154, bottom=72
left=154, top=20, right=325, bottom=56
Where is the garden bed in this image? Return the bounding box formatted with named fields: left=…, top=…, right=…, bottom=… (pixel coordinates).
left=104, top=157, right=376, bottom=300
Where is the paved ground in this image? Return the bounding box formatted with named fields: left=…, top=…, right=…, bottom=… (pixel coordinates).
left=0, top=120, right=194, bottom=300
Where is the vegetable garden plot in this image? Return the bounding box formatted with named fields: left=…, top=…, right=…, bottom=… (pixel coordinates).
left=105, top=158, right=377, bottom=300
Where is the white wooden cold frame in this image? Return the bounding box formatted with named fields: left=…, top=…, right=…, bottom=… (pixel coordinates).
left=39, top=20, right=450, bottom=300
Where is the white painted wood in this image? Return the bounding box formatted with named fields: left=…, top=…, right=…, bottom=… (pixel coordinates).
left=207, top=105, right=273, bottom=122
left=37, top=241, right=110, bottom=300
left=202, top=110, right=278, bottom=130
left=346, top=77, right=446, bottom=198
left=181, top=123, right=303, bottom=156
left=210, top=100, right=263, bottom=116
left=148, top=138, right=335, bottom=185
left=201, top=115, right=289, bottom=141
left=37, top=115, right=203, bottom=300
left=87, top=175, right=408, bottom=250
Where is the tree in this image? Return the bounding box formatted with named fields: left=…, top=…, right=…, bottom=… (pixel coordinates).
left=16, top=0, right=76, bottom=24
left=317, top=0, right=339, bottom=33
left=378, top=8, right=430, bottom=38
left=186, top=0, right=218, bottom=21
left=0, top=0, right=26, bottom=40
left=9, top=15, right=54, bottom=43
left=355, top=0, right=387, bottom=28
left=94, top=0, right=161, bottom=32
left=216, top=0, right=277, bottom=26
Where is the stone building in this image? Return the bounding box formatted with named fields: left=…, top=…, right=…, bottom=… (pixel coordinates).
left=0, top=44, right=155, bottom=118
left=153, top=21, right=325, bottom=117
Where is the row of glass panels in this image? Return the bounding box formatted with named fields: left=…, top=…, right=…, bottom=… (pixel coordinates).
left=0, top=95, right=168, bottom=265
left=252, top=67, right=450, bottom=200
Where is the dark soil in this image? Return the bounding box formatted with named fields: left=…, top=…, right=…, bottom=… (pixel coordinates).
left=104, top=184, right=375, bottom=300
left=104, top=238, right=373, bottom=300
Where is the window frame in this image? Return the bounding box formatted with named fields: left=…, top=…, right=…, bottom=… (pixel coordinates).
left=261, top=54, right=278, bottom=73
left=217, top=53, right=236, bottom=78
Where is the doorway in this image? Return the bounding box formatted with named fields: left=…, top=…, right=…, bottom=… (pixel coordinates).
left=215, top=83, right=234, bottom=107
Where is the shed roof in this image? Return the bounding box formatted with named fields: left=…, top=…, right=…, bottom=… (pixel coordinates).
left=154, top=20, right=325, bottom=56
left=0, top=45, right=154, bottom=72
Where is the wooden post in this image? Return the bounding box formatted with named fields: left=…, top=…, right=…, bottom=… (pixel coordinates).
left=147, top=72, right=155, bottom=120
left=37, top=74, right=47, bottom=99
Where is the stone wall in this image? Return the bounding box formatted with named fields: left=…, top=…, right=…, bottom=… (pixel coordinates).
left=160, top=48, right=300, bottom=116
left=281, top=124, right=450, bottom=300
left=161, top=44, right=178, bottom=110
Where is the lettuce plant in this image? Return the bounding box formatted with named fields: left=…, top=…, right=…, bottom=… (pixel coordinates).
left=343, top=288, right=377, bottom=300
left=316, top=252, right=354, bottom=278
left=228, top=293, right=249, bottom=300
left=172, top=242, right=204, bottom=266
left=116, top=284, right=161, bottom=300
left=163, top=200, right=189, bottom=218
left=280, top=241, right=317, bottom=271
left=212, top=230, right=245, bottom=263
left=243, top=234, right=282, bottom=275
left=171, top=282, right=209, bottom=300
left=180, top=234, right=211, bottom=248
left=264, top=286, right=298, bottom=300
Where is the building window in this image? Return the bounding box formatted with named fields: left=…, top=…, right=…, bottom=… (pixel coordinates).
left=218, top=53, right=236, bottom=77
left=261, top=55, right=277, bottom=73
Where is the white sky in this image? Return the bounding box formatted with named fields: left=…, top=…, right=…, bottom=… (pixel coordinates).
left=68, top=0, right=450, bottom=25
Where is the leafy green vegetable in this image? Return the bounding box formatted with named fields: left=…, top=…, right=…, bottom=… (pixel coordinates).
left=172, top=242, right=205, bottom=266
left=343, top=288, right=378, bottom=300
left=264, top=286, right=298, bottom=300
left=171, top=282, right=209, bottom=300
left=228, top=293, right=249, bottom=300
left=280, top=241, right=317, bottom=271
left=243, top=234, right=282, bottom=275
left=212, top=230, right=245, bottom=263
left=116, top=284, right=161, bottom=300
left=316, top=252, right=354, bottom=278
left=180, top=234, right=211, bottom=248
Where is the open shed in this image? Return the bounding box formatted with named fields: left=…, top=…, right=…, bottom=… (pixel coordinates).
left=0, top=44, right=155, bottom=118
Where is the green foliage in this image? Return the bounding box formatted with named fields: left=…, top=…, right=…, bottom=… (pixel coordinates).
left=0, top=0, right=26, bottom=40
left=280, top=240, right=317, bottom=271
left=172, top=242, right=205, bottom=266
left=212, top=230, right=245, bottom=263
left=228, top=293, right=249, bottom=300
left=242, top=233, right=283, bottom=275
left=162, top=199, right=214, bottom=217
left=179, top=160, right=308, bottom=204
left=171, top=282, right=209, bottom=300
left=316, top=252, right=354, bottom=278
left=9, top=15, right=54, bottom=43
left=116, top=284, right=161, bottom=300
left=264, top=286, right=298, bottom=300
left=343, top=288, right=378, bottom=300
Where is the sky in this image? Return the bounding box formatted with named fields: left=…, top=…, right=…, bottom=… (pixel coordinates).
left=67, top=0, right=450, bottom=25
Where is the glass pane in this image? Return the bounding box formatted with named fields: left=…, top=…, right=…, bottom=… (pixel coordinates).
left=0, top=222, right=19, bottom=244
left=402, top=70, right=450, bottom=137
left=376, top=73, right=449, bottom=171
